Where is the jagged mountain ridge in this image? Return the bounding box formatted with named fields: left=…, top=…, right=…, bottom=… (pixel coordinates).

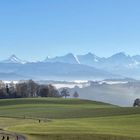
left=1, top=52, right=140, bottom=67
left=44, top=52, right=140, bottom=68
left=1, top=52, right=140, bottom=80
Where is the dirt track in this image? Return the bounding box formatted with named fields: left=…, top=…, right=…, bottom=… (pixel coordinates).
left=0, top=130, right=27, bottom=140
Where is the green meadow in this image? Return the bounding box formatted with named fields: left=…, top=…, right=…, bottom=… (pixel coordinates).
left=0, top=98, right=140, bottom=140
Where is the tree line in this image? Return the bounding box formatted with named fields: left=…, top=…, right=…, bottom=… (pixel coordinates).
left=0, top=80, right=79, bottom=99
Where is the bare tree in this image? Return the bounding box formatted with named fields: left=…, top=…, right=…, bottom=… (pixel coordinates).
left=47, top=84, right=60, bottom=97
left=0, top=80, right=5, bottom=89
left=16, top=82, right=28, bottom=98
left=0, top=80, right=60, bottom=99
left=61, top=88, right=70, bottom=98
left=27, top=80, right=39, bottom=97
left=38, top=84, right=60, bottom=97
left=38, top=85, right=49, bottom=97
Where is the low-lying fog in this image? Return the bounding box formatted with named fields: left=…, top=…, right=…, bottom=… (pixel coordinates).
left=3, top=80, right=140, bottom=107
left=54, top=80, right=140, bottom=107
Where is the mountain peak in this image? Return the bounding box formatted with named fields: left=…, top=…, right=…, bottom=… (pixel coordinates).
left=9, top=54, right=19, bottom=60
left=65, top=53, right=74, bottom=56
left=45, top=56, right=51, bottom=61
left=86, top=52, right=99, bottom=58
left=2, top=55, right=27, bottom=64
left=44, top=53, right=79, bottom=64
left=106, top=52, right=133, bottom=66
left=10, top=54, right=17, bottom=58
left=77, top=52, right=100, bottom=65
left=111, top=52, right=129, bottom=58
left=87, top=52, right=95, bottom=56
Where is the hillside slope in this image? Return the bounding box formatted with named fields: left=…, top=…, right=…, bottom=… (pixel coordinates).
left=0, top=98, right=139, bottom=140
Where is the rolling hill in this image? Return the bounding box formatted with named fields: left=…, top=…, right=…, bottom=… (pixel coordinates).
left=0, top=98, right=140, bottom=140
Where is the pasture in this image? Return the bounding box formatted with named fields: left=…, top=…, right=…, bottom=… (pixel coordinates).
left=0, top=98, right=139, bottom=140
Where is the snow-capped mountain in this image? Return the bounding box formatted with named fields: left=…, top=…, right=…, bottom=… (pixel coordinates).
left=95, top=52, right=133, bottom=70
left=77, top=52, right=101, bottom=66
left=42, top=52, right=140, bottom=79
left=0, top=53, right=122, bottom=80
left=1, top=52, right=140, bottom=80
left=107, top=52, right=133, bottom=65
left=44, top=53, right=80, bottom=64
left=43, top=52, right=140, bottom=69
left=1, top=55, right=27, bottom=64
left=76, top=52, right=140, bottom=69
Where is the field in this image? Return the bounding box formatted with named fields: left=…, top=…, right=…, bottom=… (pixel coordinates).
left=0, top=98, right=140, bottom=140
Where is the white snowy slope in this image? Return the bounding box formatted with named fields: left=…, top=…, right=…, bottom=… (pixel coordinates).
left=1, top=55, right=27, bottom=64
left=44, top=53, right=80, bottom=64
left=77, top=52, right=101, bottom=66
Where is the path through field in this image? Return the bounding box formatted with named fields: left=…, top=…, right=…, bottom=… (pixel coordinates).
left=0, top=130, right=27, bottom=140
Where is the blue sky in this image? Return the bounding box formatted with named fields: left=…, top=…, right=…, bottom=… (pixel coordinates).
left=0, top=0, right=140, bottom=61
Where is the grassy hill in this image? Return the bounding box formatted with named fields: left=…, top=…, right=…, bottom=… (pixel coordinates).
left=0, top=98, right=140, bottom=140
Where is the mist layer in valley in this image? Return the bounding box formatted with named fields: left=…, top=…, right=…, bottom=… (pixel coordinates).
left=51, top=80, right=140, bottom=107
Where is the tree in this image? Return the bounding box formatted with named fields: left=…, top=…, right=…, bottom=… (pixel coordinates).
left=0, top=80, right=60, bottom=99
left=27, top=80, right=39, bottom=97
left=0, top=88, right=6, bottom=98
left=61, top=88, right=70, bottom=98
left=0, top=81, right=5, bottom=89
left=38, top=85, right=50, bottom=97
left=47, top=84, right=60, bottom=97
left=6, top=84, right=9, bottom=94
left=16, top=82, right=28, bottom=98
left=133, top=98, right=140, bottom=107
left=73, top=91, right=79, bottom=98
left=38, top=84, right=60, bottom=97
left=8, top=82, right=17, bottom=98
